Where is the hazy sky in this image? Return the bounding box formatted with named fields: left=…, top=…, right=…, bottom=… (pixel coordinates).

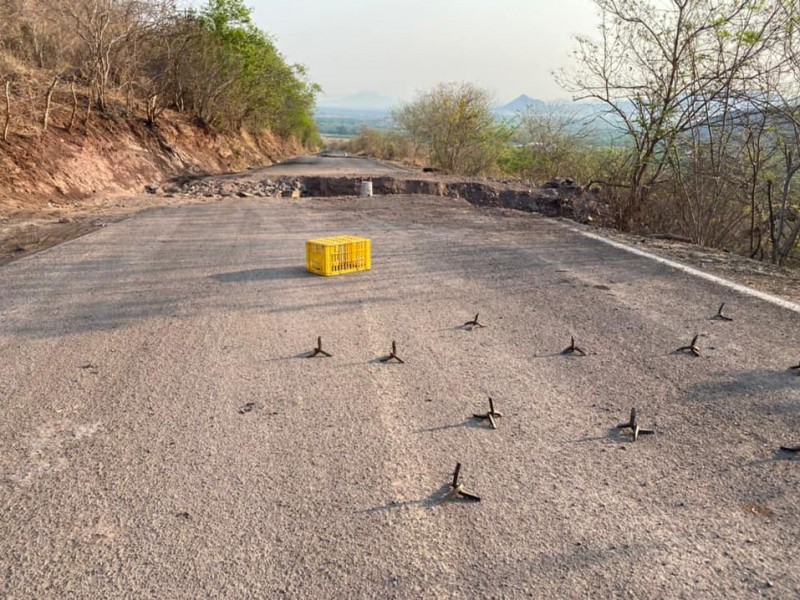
left=244, top=0, right=602, bottom=104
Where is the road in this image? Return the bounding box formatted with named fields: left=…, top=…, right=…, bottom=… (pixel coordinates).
left=255, top=155, right=409, bottom=176
left=1, top=193, right=798, bottom=598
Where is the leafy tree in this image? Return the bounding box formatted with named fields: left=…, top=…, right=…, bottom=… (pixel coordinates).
left=348, top=126, right=412, bottom=161
left=503, top=107, right=591, bottom=184
left=170, top=0, right=319, bottom=140
left=393, top=82, right=510, bottom=175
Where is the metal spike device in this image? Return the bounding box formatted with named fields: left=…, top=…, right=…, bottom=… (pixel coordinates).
left=676, top=334, right=701, bottom=357
left=307, top=336, right=332, bottom=358
left=711, top=303, right=733, bottom=321
left=616, top=407, right=655, bottom=442
left=446, top=463, right=481, bottom=502
left=463, top=313, right=485, bottom=329
left=379, top=340, right=405, bottom=364
left=561, top=336, right=587, bottom=356
left=472, top=397, right=503, bottom=429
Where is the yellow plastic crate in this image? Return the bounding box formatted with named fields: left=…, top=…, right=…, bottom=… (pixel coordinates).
left=306, top=235, right=372, bottom=276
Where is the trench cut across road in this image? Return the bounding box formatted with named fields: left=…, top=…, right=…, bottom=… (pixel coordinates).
left=1, top=193, right=799, bottom=598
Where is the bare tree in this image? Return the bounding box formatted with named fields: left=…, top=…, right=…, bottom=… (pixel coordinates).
left=3, top=1, right=78, bottom=70
left=68, top=76, right=79, bottom=132
left=59, top=0, right=167, bottom=112
left=764, top=110, right=800, bottom=265
left=561, top=0, right=789, bottom=230
left=737, top=8, right=800, bottom=265
left=42, top=74, right=58, bottom=132
left=3, top=80, right=10, bottom=142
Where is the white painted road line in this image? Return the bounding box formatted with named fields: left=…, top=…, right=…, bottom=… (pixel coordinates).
left=575, top=229, right=800, bottom=314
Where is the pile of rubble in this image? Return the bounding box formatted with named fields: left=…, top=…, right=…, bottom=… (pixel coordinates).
left=145, top=178, right=306, bottom=199
left=142, top=174, right=605, bottom=224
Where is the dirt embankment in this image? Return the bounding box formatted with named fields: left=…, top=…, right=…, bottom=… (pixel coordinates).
left=0, top=111, right=305, bottom=263
left=0, top=112, right=302, bottom=214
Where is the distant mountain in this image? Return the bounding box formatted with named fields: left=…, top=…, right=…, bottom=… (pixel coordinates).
left=493, top=94, right=548, bottom=115
left=493, top=95, right=629, bottom=146
left=493, top=95, right=617, bottom=120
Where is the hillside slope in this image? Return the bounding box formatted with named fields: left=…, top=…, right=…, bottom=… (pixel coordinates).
left=0, top=110, right=303, bottom=215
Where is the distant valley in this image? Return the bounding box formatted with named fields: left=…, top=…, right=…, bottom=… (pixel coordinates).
left=316, top=92, right=618, bottom=144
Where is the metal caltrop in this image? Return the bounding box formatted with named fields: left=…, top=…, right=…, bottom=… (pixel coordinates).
left=463, top=313, right=485, bottom=329
left=561, top=336, right=587, bottom=356
left=379, top=341, right=405, bottom=364
left=472, top=397, right=503, bottom=429
left=446, top=463, right=481, bottom=502
left=616, top=408, right=655, bottom=442
left=711, top=303, right=733, bottom=322
left=307, top=336, right=332, bottom=358
left=676, top=334, right=701, bottom=357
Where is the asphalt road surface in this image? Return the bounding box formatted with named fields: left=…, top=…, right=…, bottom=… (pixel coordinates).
left=255, top=155, right=409, bottom=176
left=1, top=194, right=798, bottom=598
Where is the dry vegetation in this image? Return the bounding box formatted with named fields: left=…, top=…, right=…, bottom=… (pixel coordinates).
left=0, top=0, right=319, bottom=211
left=0, top=0, right=319, bottom=139
left=345, top=1, right=800, bottom=267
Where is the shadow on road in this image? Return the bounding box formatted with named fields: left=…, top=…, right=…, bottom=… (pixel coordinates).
left=211, top=266, right=312, bottom=282
left=415, top=418, right=490, bottom=434
left=567, top=426, right=638, bottom=444
left=685, top=368, right=800, bottom=412
left=358, top=483, right=475, bottom=515
left=738, top=447, right=800, bottom=469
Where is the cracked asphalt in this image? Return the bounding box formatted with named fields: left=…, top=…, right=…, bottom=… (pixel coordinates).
left=1, top=193, right=798, bottom=598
